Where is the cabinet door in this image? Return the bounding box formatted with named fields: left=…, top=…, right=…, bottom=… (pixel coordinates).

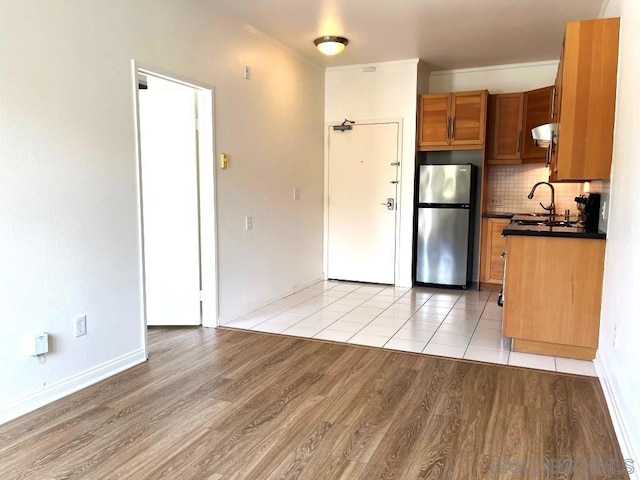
left=503, top=236, right=604, bottom=349
left=450, top=91, right=487, bottom=145
left=549, top=49, right=563, bottom=182
left=418, top=94, right=450, bottom=147
left=490, top=93, right=523, bottom=161
left=521, top=86, right=553, bottom=161
left=480, top=218, right=509, bottom=284
left=555, top=17, right=619, bottom=180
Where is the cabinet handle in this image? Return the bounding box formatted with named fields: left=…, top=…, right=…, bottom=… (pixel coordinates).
left=517, top=131, right=522, bottom=154
left=550, top=88, right=556, bottom=119
left=450, top=116, right=455, bottom=140
left=545, top=143, right=552, bottom=167
left=446, top=117, right=451, bottom=141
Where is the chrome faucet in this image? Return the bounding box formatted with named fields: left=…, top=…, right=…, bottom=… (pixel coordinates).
left=527, top=181, right=556, bottom=217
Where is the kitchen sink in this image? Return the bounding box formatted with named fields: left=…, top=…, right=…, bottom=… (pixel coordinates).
left=515, top=219, right=579, bottom=227
left=511, top=213, right=581, bottom=228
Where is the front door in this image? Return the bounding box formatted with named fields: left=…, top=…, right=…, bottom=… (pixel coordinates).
left=327, top=122, right=400, bottom=284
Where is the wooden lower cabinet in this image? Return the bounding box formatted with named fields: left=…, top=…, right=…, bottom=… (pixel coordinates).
left=479, top=218, right=510, bottom=286
left=503, top=235, right=605, bottom=360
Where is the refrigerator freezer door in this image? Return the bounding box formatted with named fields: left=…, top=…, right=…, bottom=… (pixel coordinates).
left=416, top=207, right=470, bottom=286
left=418, top=165, right=471, bottom=204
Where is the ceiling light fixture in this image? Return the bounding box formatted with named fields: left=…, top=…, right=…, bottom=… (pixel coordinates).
left=314, top=36, right=349, bottom=56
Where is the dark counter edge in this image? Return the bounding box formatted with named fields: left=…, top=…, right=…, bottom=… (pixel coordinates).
left=483, top=213, right=514, bottom=219
left=502, top=227, right=606, bottom=239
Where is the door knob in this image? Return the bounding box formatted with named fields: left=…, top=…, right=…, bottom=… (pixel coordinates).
left=380, top=198, right=395, bottom=210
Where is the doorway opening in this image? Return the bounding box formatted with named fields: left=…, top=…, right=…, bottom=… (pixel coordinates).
left=133, top=64, right=217, bottom=355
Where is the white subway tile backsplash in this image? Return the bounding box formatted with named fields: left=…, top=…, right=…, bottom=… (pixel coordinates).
left=486, top=164, right=581, bottom=215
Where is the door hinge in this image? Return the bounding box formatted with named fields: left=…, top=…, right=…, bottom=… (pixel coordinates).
left=199, top=290, right=204, bottom=302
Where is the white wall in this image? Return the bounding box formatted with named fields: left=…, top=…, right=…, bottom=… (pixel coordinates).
left=324, top=60, right=419, bottom=287
left=0, top=1, right=324, bottom=422
left=429, top=60, right=559, bottom=94
left=596, top=0, right=640, bottom=474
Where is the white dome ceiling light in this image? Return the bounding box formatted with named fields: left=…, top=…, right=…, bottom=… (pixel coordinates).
left=314, top=36, right=349, bottom=56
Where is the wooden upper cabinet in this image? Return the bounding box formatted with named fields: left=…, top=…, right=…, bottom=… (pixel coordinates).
left=450, top=91, right=487, bottom=145
left=521, top=86, right=554, bottom=160
left=554, top=17, right=620, bottom=181
left=418, top=94, right=450, bottom=147
left=490, top=93, right=523, bottom=162
left=418, top=90, right=487, bottom=151
left=486, top=87, right=553, bottom=164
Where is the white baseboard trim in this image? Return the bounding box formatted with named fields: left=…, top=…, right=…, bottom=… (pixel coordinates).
left=0, top=348, right=147, bottom=425
left=217, top=274, right=325, bottom=325
left=595, top=354, right=639, bottom=480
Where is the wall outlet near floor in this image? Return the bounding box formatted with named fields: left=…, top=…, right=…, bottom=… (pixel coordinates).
left=74, top=315, right=87, bottom=338
left=489, top=197, right=503, bottom=207
left=293, top=188, right=300, bottom=200
left=245, top=216, right=253, bottom=230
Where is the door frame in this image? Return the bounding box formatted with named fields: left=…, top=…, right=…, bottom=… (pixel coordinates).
left=131, top=61, right=219, bottom=358
left=323, top=118, right=404, bottom=285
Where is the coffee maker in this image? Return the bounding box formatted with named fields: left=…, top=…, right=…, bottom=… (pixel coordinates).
left=575, top=193, right=601, bottom=233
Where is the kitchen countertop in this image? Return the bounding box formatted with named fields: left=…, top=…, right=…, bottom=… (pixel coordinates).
left=482, top=212, right=515, bottom=219
left=482, top=212, right=553, bottom=219
left=484, top=212, right=607, bottom=238
left=503, top=223, right=606, bottom=239
left=503, top=216, right=606, bottom=239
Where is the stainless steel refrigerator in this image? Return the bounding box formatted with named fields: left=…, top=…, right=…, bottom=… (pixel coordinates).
left=415, top=164, right=474, bottom=287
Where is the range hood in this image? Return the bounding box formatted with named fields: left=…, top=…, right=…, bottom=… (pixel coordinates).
left=531, top=123, right=558, bottom=148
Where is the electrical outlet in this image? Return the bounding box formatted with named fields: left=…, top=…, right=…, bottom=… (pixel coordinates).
left=490, top=197, right=503, bottom=207
left=74, top=315, right=87, bottom=338
left=245, top=216, right=253, bottom=230
left=294, top=188, right=300, bottom=200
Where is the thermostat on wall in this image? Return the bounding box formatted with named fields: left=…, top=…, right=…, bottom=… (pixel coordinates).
left=27, top=333, right=49, bottom=356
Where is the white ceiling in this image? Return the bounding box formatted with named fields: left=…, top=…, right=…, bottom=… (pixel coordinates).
left=218, top=0, right=607, bottom=70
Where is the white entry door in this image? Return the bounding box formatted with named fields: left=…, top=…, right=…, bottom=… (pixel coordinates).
left=139, top=85, right=202, bottom=326
left=327, top=122, right=400, bottom=284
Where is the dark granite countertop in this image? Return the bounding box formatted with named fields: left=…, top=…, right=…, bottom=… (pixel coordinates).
left=502, top=223, right=607, bottom=239
left=482, top=212, right=515, bottom=219
left=482, top=212, right=552, bottom=219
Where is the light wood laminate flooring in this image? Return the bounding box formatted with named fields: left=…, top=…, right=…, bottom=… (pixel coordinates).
left=0, top=327, right=628, bottom=479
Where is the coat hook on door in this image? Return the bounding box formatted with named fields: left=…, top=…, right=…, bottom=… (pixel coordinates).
left=333, top=119, right=355, bottom=131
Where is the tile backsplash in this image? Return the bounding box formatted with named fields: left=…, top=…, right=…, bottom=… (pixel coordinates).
left=486, top=164, right=582, bottom=215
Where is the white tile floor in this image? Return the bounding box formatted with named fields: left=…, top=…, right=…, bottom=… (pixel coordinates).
left=222, top=280, right=597, bottom=377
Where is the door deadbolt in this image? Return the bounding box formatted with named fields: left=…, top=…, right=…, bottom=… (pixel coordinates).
left=381, top=198, right=395, bottom=210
